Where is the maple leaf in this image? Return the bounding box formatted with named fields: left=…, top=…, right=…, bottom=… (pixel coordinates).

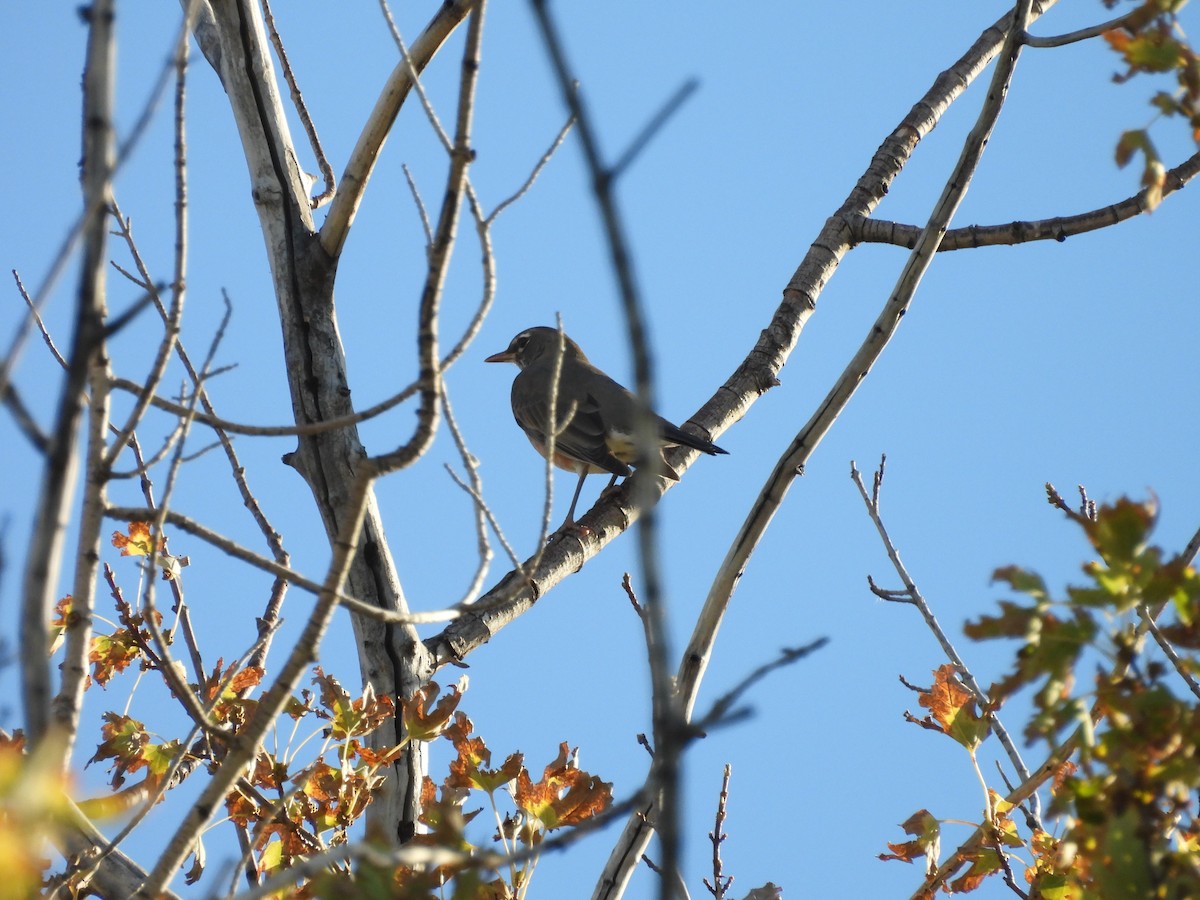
left=415, top=775, right=478, bottom=846
left=228, top=666, right=264, bottom=694
left=88, top=713, right=150, bottom=789
left=918, top=664, right=990, bottom=750
left=513, top=743, right=612, bottom=831
left=225, top=788, right=259, bottom=828
left=879, top=809, right=941, bottom=876
left=88, top=629, right=147, bottom=687
left=47, top=595, right=73, bottom=656
left=285, top=691, right=317, bottom=721
left=949, top=846, right=1003, bottom=893
left=310, top=666, right=395, bottom=740
left=352, top=740, right=409, bottom=770
left=248, top=750, right=286, bottom=792
left=199, top=661, right=265, bottom=730
left=443, top=710, right=474, bottom=746
left=402, top=678, right=466, bottom=742
left=111, top=521, right=163, bottom=557
left=438, top=712, right=523, bottom=795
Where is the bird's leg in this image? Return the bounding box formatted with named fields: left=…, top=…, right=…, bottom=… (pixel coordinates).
left=561, top=470, right=589, bottom=529
left=595, top=472, right=621, bottom=502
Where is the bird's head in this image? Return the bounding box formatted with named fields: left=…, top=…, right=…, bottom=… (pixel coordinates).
left=485, top=326, right=586, bottom=369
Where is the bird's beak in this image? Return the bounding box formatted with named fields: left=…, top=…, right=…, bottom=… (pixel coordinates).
left=484, top=349, right=515, bottom=364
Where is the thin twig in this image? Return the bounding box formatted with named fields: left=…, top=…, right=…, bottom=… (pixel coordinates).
left=377, top=0, right=453, bottom=151
left=852, top=149, right=1200, bottom=251
left=1022, top=9, right=1139, bottom=48
left=13, top=269, right=68, bottom=368
left=103, top=505, right=467, bottom=625
left=104, top=564, right=215, bottom=736
left=850, top=458, right=1039, bottom=825
left=527, top=4, right=681, bottom=894
left=1140, top=607, right=1200, bottom=701
left=261, top=0, right=336, bottom=207
left=445, top=465, right=521, bottom=573
left=702, top=765, right=733, bottom=900
left=694, top=639, right=828, bottom=733
left=486, top=115, right=575, bottom=223
left=2, top=381, right=49, bottom=452
left=610, top=78, right=699, bottom=181
left=440, top=388, right=493, bottom=604
left=321, top=0, right=476, bottom=256
left=402, top=163, right=434, bottom=247
left=370, top=0, right=486, bottom=475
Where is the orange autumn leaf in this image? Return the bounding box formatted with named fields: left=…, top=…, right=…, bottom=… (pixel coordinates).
left=227, top=666, right=264, bottom=694
left=112, top=521, right=163, bottom=557
left=51, top=595, right=72, bottom=629
left=88, top=630, right=144, bottom=686
left=513, top=743, right=611, bottom=830
left=879, top=809, right=941, bottom=875
left=949, top=845, right=1003, bottom=893
left=918, top=664, right=990, bottom=750
left=48, top=595, right=73, bottom=655
left=441, top=712, right=523, bottom=794
left=402, top=677, right=466, bottom=742
left=87, top=713, right=150, bottom=789
left=311, top=666, right=395, bottom=739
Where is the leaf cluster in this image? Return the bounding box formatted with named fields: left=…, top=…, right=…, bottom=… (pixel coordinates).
left=1104, top=0, right=1200, bottom=206
left=885, top=495, right=1200, bottom=897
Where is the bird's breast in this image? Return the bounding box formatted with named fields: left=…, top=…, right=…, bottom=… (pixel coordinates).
left=523, top=432, right=610, bottom=475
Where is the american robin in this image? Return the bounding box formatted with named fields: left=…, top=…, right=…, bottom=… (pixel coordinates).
left=485, top=326, right=727, bottom=528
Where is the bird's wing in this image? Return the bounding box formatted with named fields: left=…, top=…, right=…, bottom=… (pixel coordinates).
left=588, top=376, right=726, bottom=457
left=658, top=418, right=728, bottom=455
left=512, top=372, right=632, bottom=477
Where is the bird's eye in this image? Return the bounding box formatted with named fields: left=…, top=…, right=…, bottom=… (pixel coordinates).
left=515, top=334, right=529, bottom=350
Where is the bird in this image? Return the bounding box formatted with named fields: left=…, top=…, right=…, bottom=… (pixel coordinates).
left=485, top=326, right=727, bottom=528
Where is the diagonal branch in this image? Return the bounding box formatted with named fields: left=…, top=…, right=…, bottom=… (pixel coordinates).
left=22, top=0, right=114, bottom=763
left=371, top=0, right=486, bottom=474
left=850, top=459, right=1040, bottom=825
left=594, top=1, right=1042, bottom=895
left=527, top=3, right=694, bottom=888
left=852, top=148, right=1200, bottom=250
left=320, top=0, right=477, bottom=258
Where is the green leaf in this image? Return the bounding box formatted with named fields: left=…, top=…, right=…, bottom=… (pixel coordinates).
left=1124, top=31, right=1185, bottom=73
left=1084, top=497, right=1156, bottom=564
left=964, top=600, right=1038, bottom=640
left=991, top=565, right=1050, bottom=602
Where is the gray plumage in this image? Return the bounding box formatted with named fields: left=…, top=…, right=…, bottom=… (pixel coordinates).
left=486, top=326, right=727, bottom=526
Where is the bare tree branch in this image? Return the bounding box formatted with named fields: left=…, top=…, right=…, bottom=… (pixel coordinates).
left=528, top=2, right=686, bottom=892
left=1022, top=8, right=1139, bottom=48
left=260, top=0, right=336, bottom=207
left=850, top=458, right=1039, bottom=825
left=320, top=0, right=477, bottom=257
left=597, top=0, right=1043, bottom=893
left=371, top=1, right=485, bottom=475
left=852, top=149, right=1200, bottom=250
left=24, top=0, right=114, bottom=764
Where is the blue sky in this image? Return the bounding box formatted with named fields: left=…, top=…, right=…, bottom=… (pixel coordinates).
left=3, top=2, right=1199, bottom=897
